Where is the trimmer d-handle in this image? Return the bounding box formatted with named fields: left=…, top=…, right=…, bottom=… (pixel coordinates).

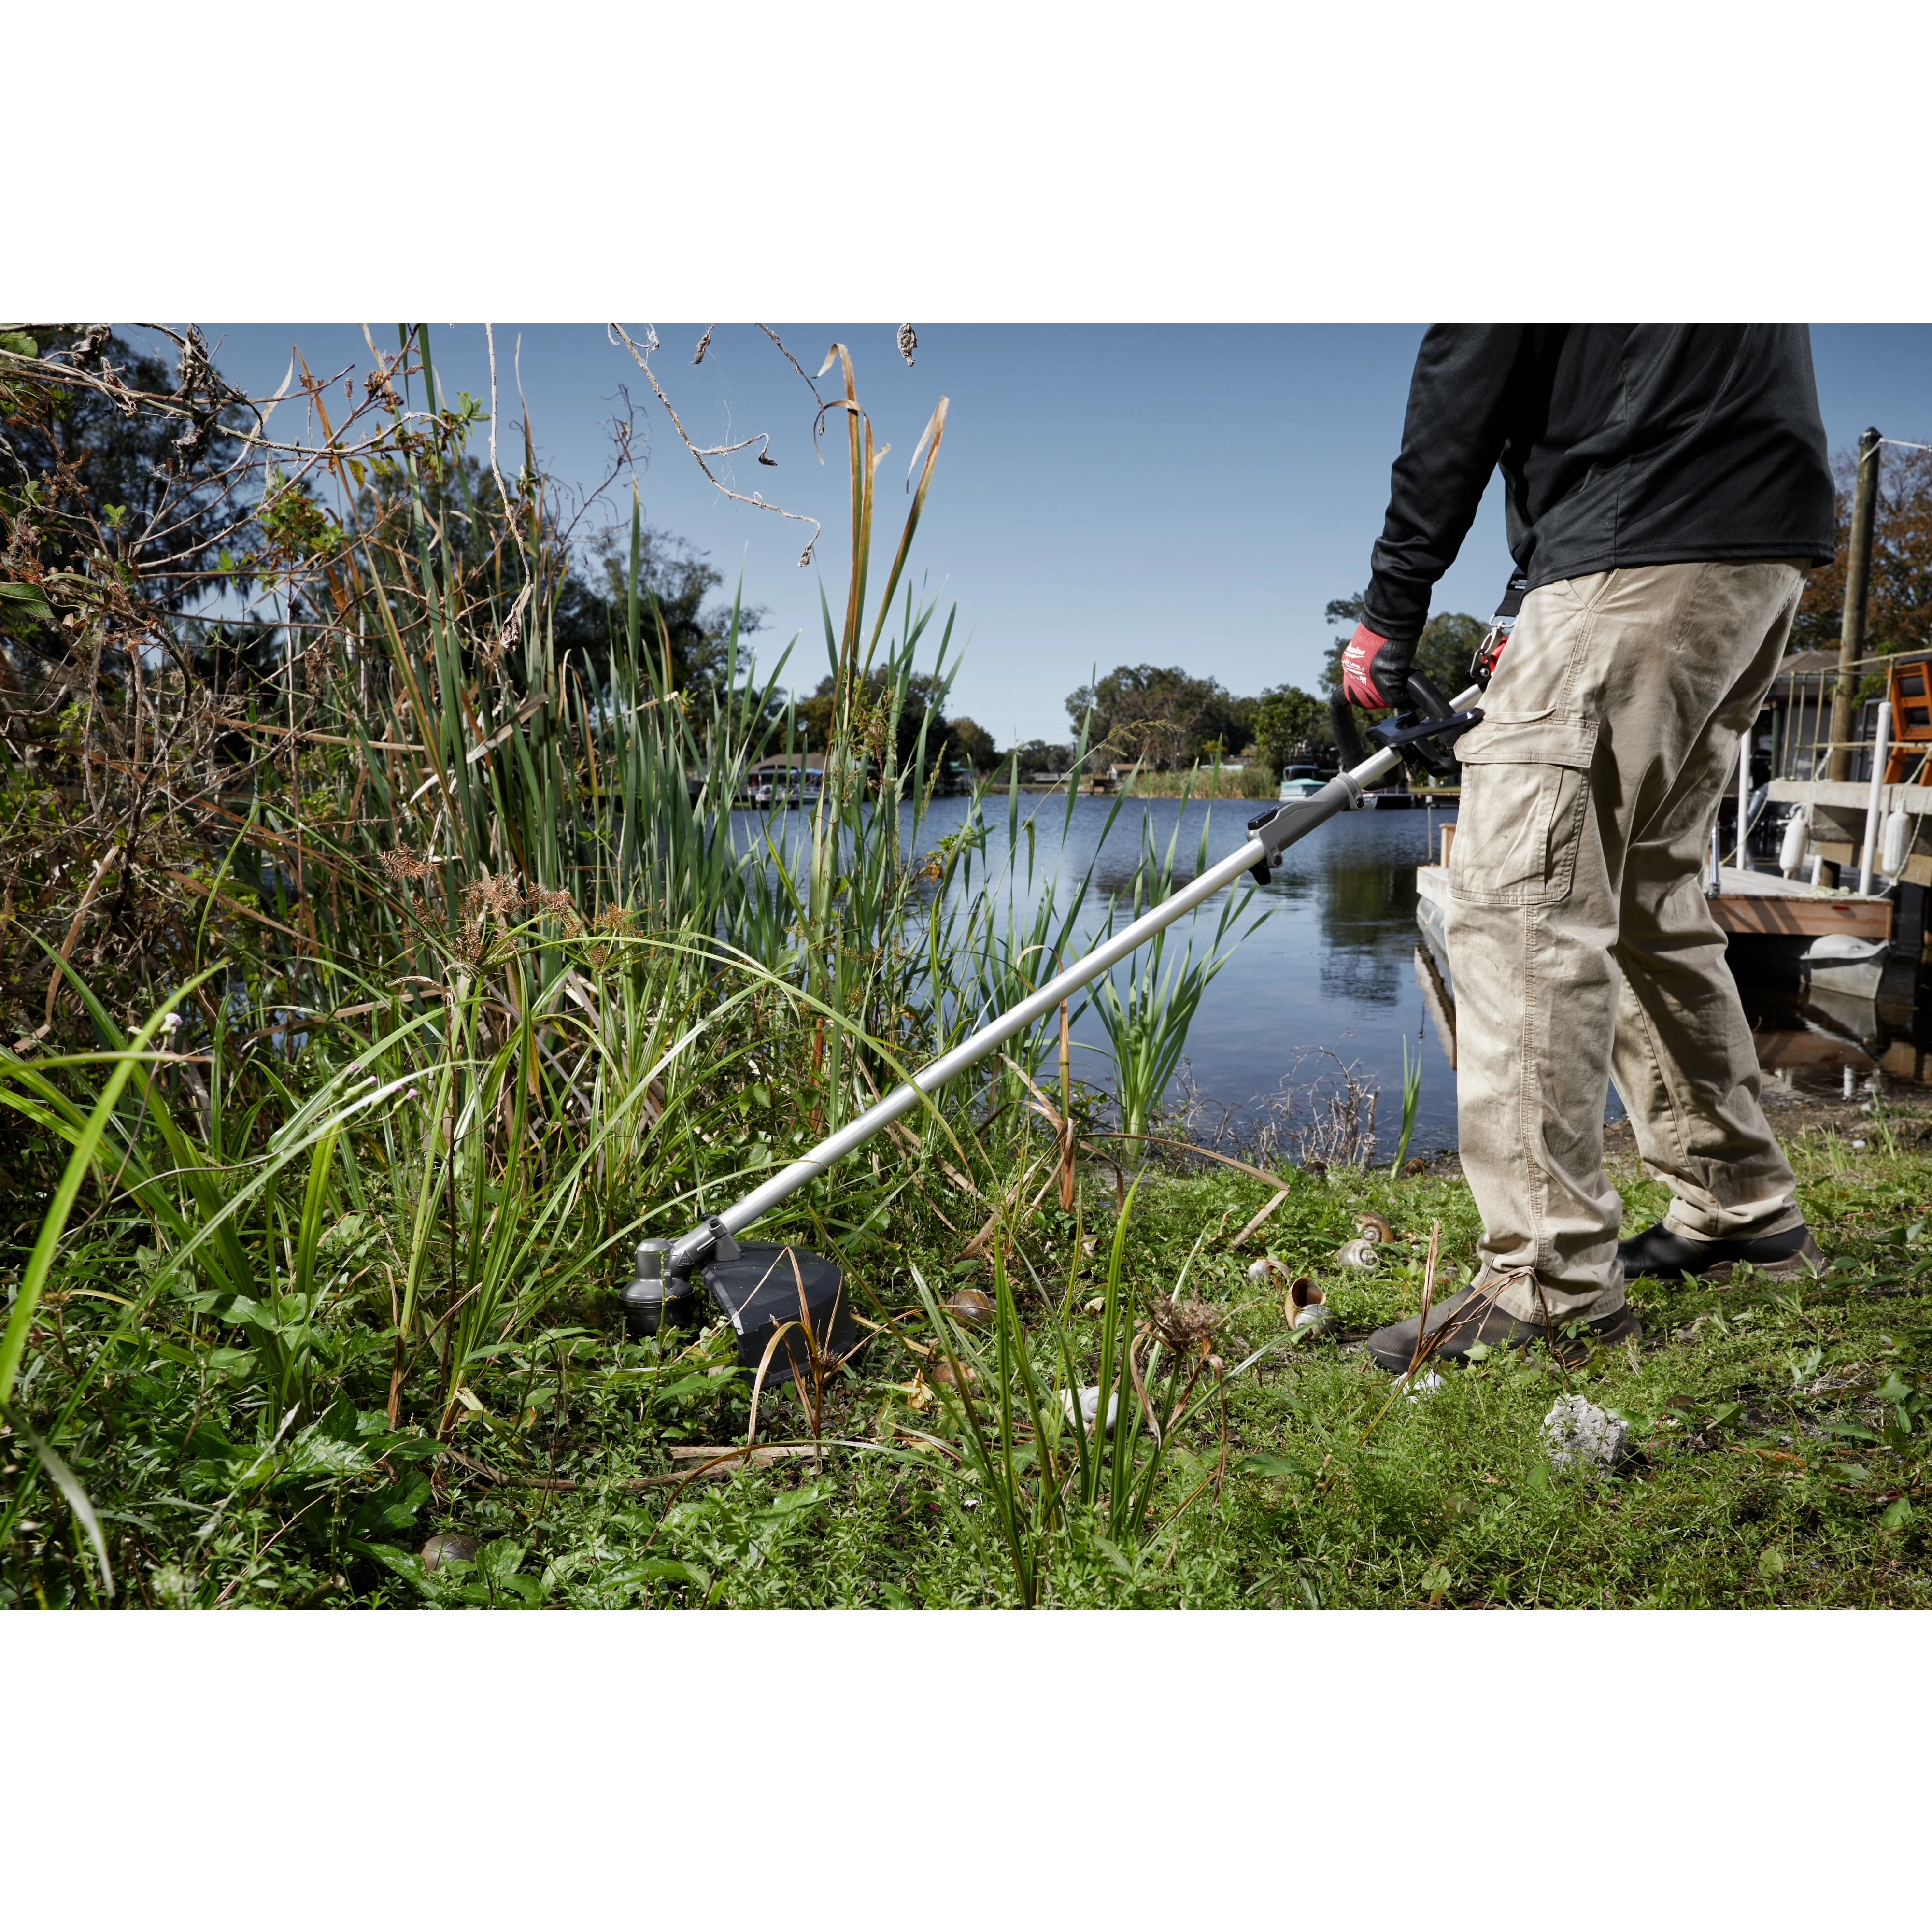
left=1327, top=670, right=1481, bottom=782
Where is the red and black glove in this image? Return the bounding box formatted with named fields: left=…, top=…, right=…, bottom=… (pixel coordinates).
left=1339, top=622, right=1416, bottom=710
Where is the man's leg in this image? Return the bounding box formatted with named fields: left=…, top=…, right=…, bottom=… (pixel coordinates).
left=1439, top=569, right=1627, bottom=1330
left=1372, top=559, right=1810, bottom=1368
left=1606, top=565, right=1809, bottom=1257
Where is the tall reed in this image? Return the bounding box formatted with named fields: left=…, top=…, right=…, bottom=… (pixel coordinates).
left=1092, top=787, right=1269, bottom=1145
left=0, top=327, right=1254, bottom=1605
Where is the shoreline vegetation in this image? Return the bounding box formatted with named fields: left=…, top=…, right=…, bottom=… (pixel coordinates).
left=2, top=326, right=1927, bottom=1610
left=1007, top=769, right=1463, bottom=801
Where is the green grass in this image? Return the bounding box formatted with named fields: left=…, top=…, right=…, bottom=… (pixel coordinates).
left=9, top=1106, right=1931, bottom=1609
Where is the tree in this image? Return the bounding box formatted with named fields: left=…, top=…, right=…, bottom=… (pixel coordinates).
left=1204, top=691, right=1258, bottom=763
left=336, top=441, right=767, bottom=714
left=1251, top=684, right=1328, bottom=775
left=795, top=669, right=977, bottom=776
left=1316, top=591, right=1368, bottom=692
left=1065, top=663, right=1246, bottom=771
left=1787, top=440, right=1932, bottom=661
left=557, top=520, right=765, bottom=696
left=1412, top=611, right=1485, bottom=696
left=946, top=715, right=998, bottom=770
left=0, top=325, right=252, bottom=662
left=1006, top=738, right=1074, bottom=778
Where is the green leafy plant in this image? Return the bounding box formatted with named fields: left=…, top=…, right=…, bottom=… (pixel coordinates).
left=1390, top=1036, right=1422, bottom=1175
left=1092, top=799, right=1267, bottom=1148
left=910, top=1184, right=1254, bottom=1606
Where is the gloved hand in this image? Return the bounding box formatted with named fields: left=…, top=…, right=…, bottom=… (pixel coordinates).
left=1339, top=622, right=1416, bottom=709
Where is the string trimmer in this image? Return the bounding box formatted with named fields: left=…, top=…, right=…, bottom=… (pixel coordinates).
left=622, top=673, right=1483, bottom=1382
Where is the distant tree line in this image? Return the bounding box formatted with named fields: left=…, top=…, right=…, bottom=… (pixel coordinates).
left=1044, top=596, right=1490, bottom=781
left=791, top=670, right=996, bottom=776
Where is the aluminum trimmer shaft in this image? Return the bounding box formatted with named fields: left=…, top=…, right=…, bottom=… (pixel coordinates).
left=665, top=685, right=1481, bottom=1275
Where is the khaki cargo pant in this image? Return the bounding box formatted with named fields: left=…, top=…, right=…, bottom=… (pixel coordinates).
left=1444, top=559, right=1809, bottom=1323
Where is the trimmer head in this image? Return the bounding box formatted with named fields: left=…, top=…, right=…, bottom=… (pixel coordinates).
left=621, top=1233, right=856, bottom=1386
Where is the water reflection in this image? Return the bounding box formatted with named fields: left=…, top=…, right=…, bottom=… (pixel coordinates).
left=1742, top=971, right=1932, bottom=1098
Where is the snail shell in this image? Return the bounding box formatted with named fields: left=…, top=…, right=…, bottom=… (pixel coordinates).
left=1356, top=1212, right=1394, bottom=1243
left=1247, top=1255, right=1290, bottom=1285
left=421, top=1532, right=479, bottom=1572
left=1285, top=1277, right=1333, bottom=1330
left=1333, top=1238, right=1379, bottom=1270
left=930, top=1356, right=979, bottom=1390
left=946, top=1287, right=994, bottom=1328
left=1059, top=1385, right=1119, bottom=1434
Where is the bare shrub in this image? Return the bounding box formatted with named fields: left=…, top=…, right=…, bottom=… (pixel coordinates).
left=1171, top=1048, right=1382, bottom=1171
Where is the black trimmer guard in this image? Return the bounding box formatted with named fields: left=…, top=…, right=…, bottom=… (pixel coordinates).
left=700, top=1242, right=857, bottom=1386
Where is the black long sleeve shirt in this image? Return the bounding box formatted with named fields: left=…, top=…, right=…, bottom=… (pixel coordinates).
left=1363, top=324, right=1836, bottom=643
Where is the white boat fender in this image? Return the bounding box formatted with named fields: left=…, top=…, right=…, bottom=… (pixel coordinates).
left=1779, top=808, right=1810, bottom=879
left=1803, top=933, right=1888, bottom=963
left=1880, top=808, right=1912, bottom=880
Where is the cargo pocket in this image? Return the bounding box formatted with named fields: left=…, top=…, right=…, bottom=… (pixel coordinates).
left=1448, top=711, right=1598, bottom=907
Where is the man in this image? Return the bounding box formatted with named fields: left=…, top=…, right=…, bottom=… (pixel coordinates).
left=1341, top=326, right=1837, bottom=1372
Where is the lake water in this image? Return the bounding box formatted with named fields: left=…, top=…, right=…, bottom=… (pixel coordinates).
left=739, top=792, right=1470, bottom=1157
left=735, top=787, right=1932, bottom=1158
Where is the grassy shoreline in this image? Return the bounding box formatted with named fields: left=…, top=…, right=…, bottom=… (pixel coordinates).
left=9, top=1085, right=1929, bottom=1610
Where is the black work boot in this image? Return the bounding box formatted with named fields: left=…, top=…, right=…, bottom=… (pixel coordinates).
left=1618, top=1221, right=1823, bottom=1283
left=1365, top=1275, right=1642, bottom=1374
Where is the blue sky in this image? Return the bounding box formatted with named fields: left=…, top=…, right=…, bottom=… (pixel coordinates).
left=179, top=324, right=1932, bottom=748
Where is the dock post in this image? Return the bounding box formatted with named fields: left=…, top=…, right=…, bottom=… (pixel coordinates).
left=1735, top=728, right=1751, bottom=867
left=1859, top=696, right=1891, bottom=895
left=1828, top=427, right=1883, bottom=782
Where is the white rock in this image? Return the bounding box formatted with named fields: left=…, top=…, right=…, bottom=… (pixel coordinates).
left=1403, top=1370, right=1444, bottom=1404
left=1060, top=1385, right=1119, bottom=1434
left=1541, top=1395, right=1629, bottom=1473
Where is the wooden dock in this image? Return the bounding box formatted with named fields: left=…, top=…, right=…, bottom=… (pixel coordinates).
left=1700, top=864, right=1892, bottom=941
